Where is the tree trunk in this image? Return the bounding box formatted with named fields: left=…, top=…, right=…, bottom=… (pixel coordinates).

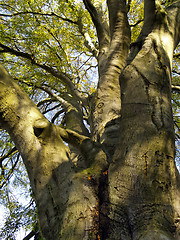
left=105, top=5, right=180, bottom=238
left=0, top=65, right=109, bottom=240
left=107, top=40, right=180, bottom=240
left=0, top=1, right=180, bottom=240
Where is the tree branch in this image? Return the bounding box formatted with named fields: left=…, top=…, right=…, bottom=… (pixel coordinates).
left=173, top=53, right=180, bottom=58
left=0, top=153, right=20, bottom=189
left=23, top=231, right=36, bottom=240
left=16, top=79, right=89, bottom=135
left=0, top=42, right=87, bottom=104
left=99, top=0, right=130, bottom=73
left=17, top=78, right=73, bottom=111
left=0, top=11, right=77, bottom=24
left=172, top=69, right=180, bottom=75
left=77, top=20, right=98, bottom=58
left=58, top=127, right=89, bottom=147
left=130, top=19, right=144, bottom=27
left=128, top=0, right=179, bottom=63
left=42, top=103, right=61, bottom=115
left=51, top=109, right=64, bottom=123
left=92, top=0, right=131, bottom=138
left=0, top=147, right=17, bottom=165
left=107, top=0, right=126, bottom=35
left=37, top=98, right=56, bottom=107
left=144, top=0, right=156, bottom=24
left=172, top=85, right=180, bottom=92
left=166, top=1, right=180, bottom=48
left=142, top=0, right=164, bottom=37
left=83, top=0, right=110, bottom=50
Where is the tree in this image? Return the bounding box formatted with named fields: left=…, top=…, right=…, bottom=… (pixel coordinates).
left=0, top=0, right=180, bottom=239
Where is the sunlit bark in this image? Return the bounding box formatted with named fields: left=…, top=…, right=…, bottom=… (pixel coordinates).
left=0, top=0, right=180, bottom=239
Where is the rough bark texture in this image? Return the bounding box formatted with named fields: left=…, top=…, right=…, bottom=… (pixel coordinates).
left=0, top=65, right=109, bottom=239
left=108, top=39, right=180, bottom=240
left=93, top=0, right=131, bottom=141
left=0, top=0, right=180, bottom=239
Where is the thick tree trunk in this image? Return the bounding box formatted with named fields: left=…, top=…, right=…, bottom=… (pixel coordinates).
left=105, top=13, right=180, bottom=239
left=0, top=1, right=180, bottom=240
left=0, top=66, right=108, bottom=239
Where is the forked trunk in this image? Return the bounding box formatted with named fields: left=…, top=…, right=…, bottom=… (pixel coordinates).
left=0, top=1, right=180, bottom=239
left=105, top=26, right=180, bottom=239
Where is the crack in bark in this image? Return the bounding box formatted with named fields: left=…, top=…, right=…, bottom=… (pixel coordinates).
left=152, top=39, right=168, bottom=73
left=142, top=152, right=148, bottom=176
left=131, top=64, right=165, bottom=131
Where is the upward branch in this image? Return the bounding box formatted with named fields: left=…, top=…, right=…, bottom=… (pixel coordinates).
left=83, top=0, right=110, bottom=51
left=143, top=0, right=166, bottom=35
left=128, top=0, right=177, bottom=63
left=166, top=1, right=180, bottom=49
left=92, top=0, right=130, bottom=139
left=144, top=0, right=156, bottom=26
left=17, top=79, right=73, bottom=111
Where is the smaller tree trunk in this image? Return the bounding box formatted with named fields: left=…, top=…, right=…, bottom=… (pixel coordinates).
left=0, top=65, right=107, bottom=239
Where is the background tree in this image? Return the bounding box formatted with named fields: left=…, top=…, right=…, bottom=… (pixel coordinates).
left=0, top=0, right=180, bottom=239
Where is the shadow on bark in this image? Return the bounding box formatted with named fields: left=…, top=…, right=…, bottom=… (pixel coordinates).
left=101, top=47, right=180, bottom=239
left=101, top=115, right=180, bottom=239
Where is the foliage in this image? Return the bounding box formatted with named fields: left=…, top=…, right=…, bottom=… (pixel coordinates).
left=0, top=148, right=37, bottom=239
left=0, top=0, right=179, bottom=238
left=172, top=45, right=180, bottom=168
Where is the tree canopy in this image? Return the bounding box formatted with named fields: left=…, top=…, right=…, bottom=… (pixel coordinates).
left=0, top=0, right=179, bottom=239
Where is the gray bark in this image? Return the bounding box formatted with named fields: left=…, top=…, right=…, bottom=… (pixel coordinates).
left=0, top=66, right=108, bottom=239
left=0, top=0, right=180, bottom=239
left=106, top=1, right=180, bottom=239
